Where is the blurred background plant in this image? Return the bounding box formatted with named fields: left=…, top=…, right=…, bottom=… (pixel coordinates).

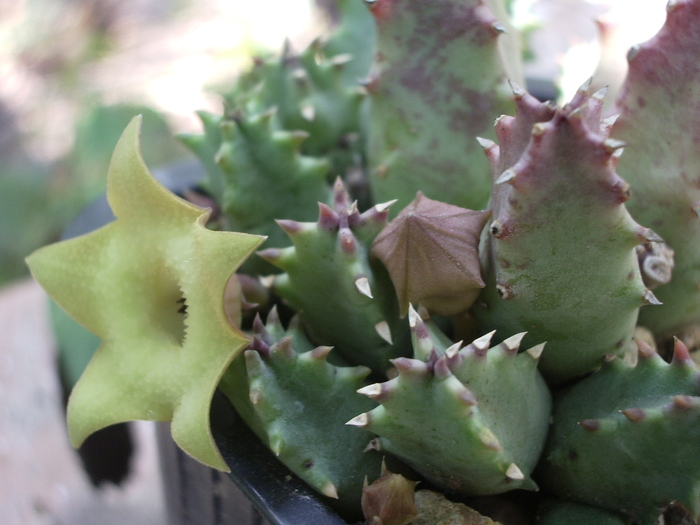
left=0, top=0, right=322, bottom=287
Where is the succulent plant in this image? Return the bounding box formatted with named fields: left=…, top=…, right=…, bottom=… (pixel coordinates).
left=25, top=0, right=700, bottom=524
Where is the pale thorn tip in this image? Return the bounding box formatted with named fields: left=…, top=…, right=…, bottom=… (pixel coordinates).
left=627, top=44, right=641, bottom=61
left=249, top=390, right=262, bottom=405
left=479, top=427, right=502, bottom=451
left=357, top=383, right=383, bottom=399
left=346, top=413, right=369, bottom=428
left=643, top=289, right=662, bottom=306
left=531, top=123, right=547, bottom=137
left=473, top=330, right=496, bottom=351
left=672, top=395, right=694, bottom=409
left=592, top=86, right=609, bottom=100
left=374, top=199, right=397, bottom=213
left=417, top=304, right=430, bottom=320
left=476, top=136, right=496, bottom=149
left=476, top=137, right=496, bottom=149
left=408, top=304, right=421, bottom=328
left=506, top=463, right=525, bottom=481
left=578, top=76, right=593, bottom=93
left=348, top=200, right=359, bottom=216
left=526, top=343, right=545, bottom=360
left=508, top=79, right=526, bottom=98
left=603, top=114, right=620, bottom=127
left=301, top=104, right=315, bottom=122
left=260, top=275, right=276, bottom=288
left=503, top=332, right=527, bottom=352
left=445, top=341, right=463, bottom=358
left=311, top=346, right=333, bottom=360
left=355, top=276, right=373, bottom=298
left=603, top=139, right=626, bottom=153
left=322, top=482, right=339, bottom=499
left=692, top=203, right=700, bottom=218
left=621, top=408, right=646, bottom=421
left=329, top=53, right=353, bottom=66
left=496, top=169, right=517, bottom=185
left=641, top=228, right=664, bottom=243
left=375, top=321, right=393, bottom=344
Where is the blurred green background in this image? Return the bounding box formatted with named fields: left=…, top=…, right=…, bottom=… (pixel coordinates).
left=0, top=0, right=318, bottom=288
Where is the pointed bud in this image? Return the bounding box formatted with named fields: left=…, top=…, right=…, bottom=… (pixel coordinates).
left=361, top=468, right=418, bottom=525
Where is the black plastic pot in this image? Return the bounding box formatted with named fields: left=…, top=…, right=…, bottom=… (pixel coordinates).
left=59, top=159, right=349, bottom=525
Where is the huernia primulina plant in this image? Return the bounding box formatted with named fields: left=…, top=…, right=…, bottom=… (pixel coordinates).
left=25, top=0, right=700, bottom=523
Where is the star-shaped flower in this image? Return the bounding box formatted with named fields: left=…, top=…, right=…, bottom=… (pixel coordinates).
left=26, top=117, right=264, bottom=471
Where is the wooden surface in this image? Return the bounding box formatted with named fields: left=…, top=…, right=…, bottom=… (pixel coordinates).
left=0, top=279, right=166, bottom=525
